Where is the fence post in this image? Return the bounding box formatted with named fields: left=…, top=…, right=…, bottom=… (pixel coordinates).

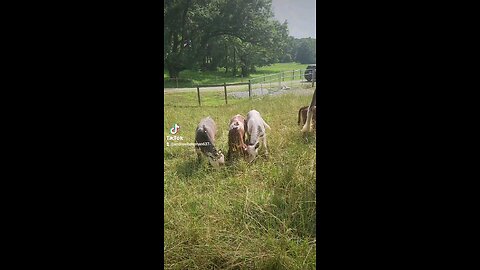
left=176, top=77, right=178, bottom=88
left=292, top=70, right=295, bottom=80
left=248, top=80, right=252, bottom=99
left=197, top=86, right=201, bottom=106
left=278, top=73, right=281, bottom=89
left=224, top=82, right=228, bottom=104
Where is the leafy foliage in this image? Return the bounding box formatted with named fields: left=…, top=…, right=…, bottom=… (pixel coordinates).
left=164, top=0, right=294, bottom=78
left=279, top=36, right=316, bottom=64
left=295, top=38, right=316, bottom=64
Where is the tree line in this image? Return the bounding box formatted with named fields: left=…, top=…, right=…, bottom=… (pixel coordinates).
left=164, top=0, right=316, bottom=78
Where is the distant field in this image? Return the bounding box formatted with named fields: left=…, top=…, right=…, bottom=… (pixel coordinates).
left=164, top=62, right=309, bottom=88
left=164, top=88, right=316, bottom=269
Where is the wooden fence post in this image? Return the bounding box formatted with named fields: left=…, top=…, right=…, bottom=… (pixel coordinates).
left=248, top=80, right=252, bottom=99
left=224, top=82, right=228, bottom=104
left=197, top=86, right=201, bottom=106
left=176, top=77, right=178, bottom=88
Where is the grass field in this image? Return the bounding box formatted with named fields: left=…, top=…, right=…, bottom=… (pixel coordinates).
left=164, top=86, right=250, bottom=107
left=164, top=62, right=308, bottom=88
left=164, top=88, right=316, bottom=269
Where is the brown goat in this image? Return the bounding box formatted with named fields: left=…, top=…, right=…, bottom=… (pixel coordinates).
left=301, top=88, right=316, bottom=133
left=298, top=105, right=316, bottom=128
left=227, top=114, right=247, bottom=161
left=195, top=117, right=225, bottom=168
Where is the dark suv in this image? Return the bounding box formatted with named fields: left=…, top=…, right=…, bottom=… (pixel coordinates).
left=304, top=64, right=316, bottom=82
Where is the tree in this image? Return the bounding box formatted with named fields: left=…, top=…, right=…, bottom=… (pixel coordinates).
left=163, top=0, right=290, bottom=78
left=164, top=0, right=196, bottom=78
left=295, top=38, right=316, bottom=64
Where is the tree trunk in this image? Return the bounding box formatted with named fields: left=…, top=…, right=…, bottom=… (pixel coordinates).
left=225, top=43, right=228, bottom=73
left=232, top=46, right=237, bottom=77
left=168, top=68, right=179, bottom=79
left=167, top=61, right=180, bottom=78
left=241, top=65, right=248, bottom=77
left=240, top=55, right=249, bottom=77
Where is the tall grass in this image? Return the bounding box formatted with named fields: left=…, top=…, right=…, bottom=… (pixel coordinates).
left=164, top=89, right=316, bottom=269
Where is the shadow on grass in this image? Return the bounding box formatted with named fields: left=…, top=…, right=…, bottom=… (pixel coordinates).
left=176, top=157, right=239, bottom=180
left=164, top=151, right=176, bottom=159
left=176, top=158, right=203, bottom=179
left=302, top=132, right=317, bottom=144
left=288, top=130, right=316, bottom=145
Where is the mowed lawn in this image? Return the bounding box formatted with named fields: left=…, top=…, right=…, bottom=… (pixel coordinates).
left=164, top=62, right=308, bottom=88
left=164, top=88, right=316, bottom=269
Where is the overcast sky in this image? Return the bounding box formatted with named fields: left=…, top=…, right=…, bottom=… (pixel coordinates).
left=271, top=0, right=316, bottom=39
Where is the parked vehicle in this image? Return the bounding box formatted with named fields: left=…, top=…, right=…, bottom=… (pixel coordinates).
left=304, top=64, right=316, bottom=82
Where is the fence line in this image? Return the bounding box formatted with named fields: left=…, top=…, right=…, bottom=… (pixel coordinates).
left=164, top=68, right=316, bottom=89
left=164, top=77, right=195, bottom=88
left=195, top=82, right=249, bottom=88
left=249, top=69, right=315, bottom=92
left=190, top=68, right=315, bottom=106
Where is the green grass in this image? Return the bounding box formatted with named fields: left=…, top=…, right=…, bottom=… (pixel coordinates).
left=164, top=91, right=249, bottom=107
left=164, top=89, right=316, bottom=269
left=164, top=84, right=252, bottom=107
left=164, top=62, right=308, bottom=88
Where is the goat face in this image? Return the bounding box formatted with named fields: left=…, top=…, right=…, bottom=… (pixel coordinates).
left=207, top=150, right=225, bottom=168
left=245, top=142, right=260, bottom=162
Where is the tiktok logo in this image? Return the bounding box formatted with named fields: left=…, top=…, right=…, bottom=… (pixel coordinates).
left=170, top=123, right=180, bottom=134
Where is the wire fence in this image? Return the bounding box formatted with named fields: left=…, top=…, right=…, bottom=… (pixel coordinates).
left=164, top=77, right=195, bottom=88
left=164, top=74, right=250, bottom=89
left=164, top=69, right=316, bottom=107
left=249, top=69, right=315, bottom=94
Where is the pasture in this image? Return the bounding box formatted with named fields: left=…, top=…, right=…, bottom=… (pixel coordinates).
left=164, top=88, right=316, bottom=269
left=164, top=62, right=308, bottom=88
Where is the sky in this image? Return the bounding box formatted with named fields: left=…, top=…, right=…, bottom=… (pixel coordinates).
left=271, top=0, right=316, bottom=39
